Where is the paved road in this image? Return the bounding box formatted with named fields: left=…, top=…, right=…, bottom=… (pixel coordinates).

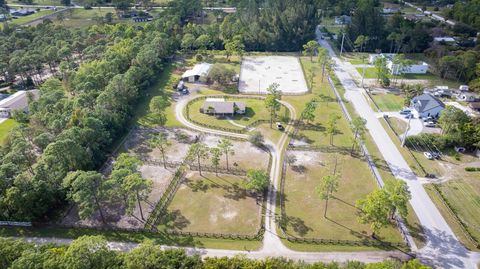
left=317, top=29, right=479, bottom=269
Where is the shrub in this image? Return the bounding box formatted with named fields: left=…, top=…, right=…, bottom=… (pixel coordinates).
left=249, top=131, right=264, bottom=147
left=465, top=167, right=480, bottom=172
left=195, top=54, right=203, bottom=62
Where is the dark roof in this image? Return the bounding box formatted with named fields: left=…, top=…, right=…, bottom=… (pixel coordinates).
left=411, top=93, right=445, bottom=113
left=202, top=101, right=245, bottom=114
left=468, top=102, right=480, bottom=109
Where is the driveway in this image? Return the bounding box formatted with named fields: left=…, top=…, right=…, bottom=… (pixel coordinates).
left=380, top=112, right=423, bottom=137
left=317, top=28, right=479, bottom=269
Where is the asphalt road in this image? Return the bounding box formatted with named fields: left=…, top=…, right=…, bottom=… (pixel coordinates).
left=317, top=29, right=479, bottom=269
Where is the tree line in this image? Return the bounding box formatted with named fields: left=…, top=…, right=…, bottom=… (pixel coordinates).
left=0, top=10, right=182, bottom=221
left=0, top=236, right=431, bottom=269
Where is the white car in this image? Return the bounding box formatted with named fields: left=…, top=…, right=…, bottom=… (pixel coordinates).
left=276, top=122, right=284, bottom=130
left=424, top=152, right=433, bottom=160
left=425, top=121, right=435, bottom=127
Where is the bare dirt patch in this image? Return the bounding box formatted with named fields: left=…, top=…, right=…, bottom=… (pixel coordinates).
left=61, top=165, right=175, bottom=229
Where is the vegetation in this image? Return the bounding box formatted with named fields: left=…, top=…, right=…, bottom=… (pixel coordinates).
left=0, top=235, right=431, bottom=269
left=162, top=172, right=262, bottom=236
left=0, top=9, right=178, bottom=221
left=405, top=106, right=480, bottom=150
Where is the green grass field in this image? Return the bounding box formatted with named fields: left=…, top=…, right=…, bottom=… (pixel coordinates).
left=160, top=172, right=262, bottom=236
left=329, top=71, right=427, bottom=248
left=385, top=117, right=407, bottom=135
left=342, top=52, right=369, bottom=65
left=53, top=8, right=116, bottom=28
left=371, top=93, right=405, bottom=111
left=7, top=0, right=62, bottom=5
left=9, top=9, right=56, bottom=25
left=283, top=151, right=404, bottom=244
left=286, top=58, right=353, bottom=148
left=0, top=119, right=18, bottom=144
left=435, top=177, right=480, bottom=245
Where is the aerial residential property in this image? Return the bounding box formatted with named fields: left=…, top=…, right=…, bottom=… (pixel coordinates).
left=0, top=0, right=479, bottom=268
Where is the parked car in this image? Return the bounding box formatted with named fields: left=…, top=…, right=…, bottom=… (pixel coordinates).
left=404, top=113, right=414, bottom=119
left=423, top=116, right=435, bottom=122
left=181, top=88, right=189, bottom=95
left=431, top=152, right=441, bottom=159
left=425, top=121, right=435, bottom=127
left=276, top=122, right=284, bottom=131
left=424, top=152, right=433, bottom=160
left=400, top=109, right=412, bottom=115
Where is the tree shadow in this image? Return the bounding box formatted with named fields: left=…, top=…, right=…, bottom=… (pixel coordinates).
left=283, top=215, right=313, bottom=237
left=291, top=165, right=307, bottom=174
left=163, top=209, right=191, bottom=230
left=185, top=178, right=210, bottom=192
left=332, top=196, right=361, bottom=210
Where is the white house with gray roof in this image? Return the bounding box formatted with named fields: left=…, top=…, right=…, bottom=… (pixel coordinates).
left=200, top=98, right=246, bottom=116
left=0, top=90, right=39, bottom=118
left=411, top=93, right=445, bottom=118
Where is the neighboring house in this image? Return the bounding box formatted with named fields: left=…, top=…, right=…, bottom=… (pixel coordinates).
left=382, top=7, right=400, bottom=14
left=182, top=63, right=213, bottom=83
left=10, top=9, right=35, bottom=16
left=433, top=86, right=452, bottom=97
left=0, top=90, right=40, bottom=118
left=200, top=98, right=246, bottom=116
left=458, top=92, right=479, bottom=102
left=334, top=15, right=352, bottom=25
left=411, top=93, right=445, bottom=118
left=388, top=61, right=429, bottom=75
left=459, top=85, right=469, bottom=92
left=370, top=53, right=428, bottom=74
left=433, top=37, right=456, bottom=44
left=368, top=53, right=396, bottom=64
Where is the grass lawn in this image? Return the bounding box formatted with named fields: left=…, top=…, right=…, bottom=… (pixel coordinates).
left=9, top=10, right=56, bottom=25
left=370, top=93, right=405, bottom=112
left=53, top=8, right=122, bottom=28
left=134, top=64, right=182, bottom=128
left=435, top=176, right=480, bottom=245
left=187, top=97, right=287, bottom=132
left=424, top=184, right=479, bottom=250
left=386, top=117, right=407, bottom=136
left=0, top=119, right=18, bottom=144
left=286, top=58, right=353, bottom=148
left=7, top=0, right=62, bottom=5
left=331, top=72, right=426, bottom=248
left=160, top=172, right=262, bottom=236
left=283, top=151, right=404, bottom=244
left=0, top=226, right=261, bottom=251
left=342, top=52, right=369, bottom=65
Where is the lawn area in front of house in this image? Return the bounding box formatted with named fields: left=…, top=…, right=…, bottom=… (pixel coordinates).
left=160, top=172, right=263, bottom=236
left=0, top=119, right=18, bottom=144
left=370, top=93, right=405, bottom=112
left=186, top=97, right=287, bottom=132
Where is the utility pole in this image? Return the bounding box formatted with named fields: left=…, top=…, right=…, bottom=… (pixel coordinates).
left=340, top=33, right=346, bottom=57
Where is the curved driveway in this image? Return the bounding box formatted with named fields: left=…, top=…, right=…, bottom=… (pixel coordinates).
left=10, top=74, right=409, bottom=264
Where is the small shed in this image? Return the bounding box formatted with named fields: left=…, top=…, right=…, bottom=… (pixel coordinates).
left=182, top=63, right=213, bottom=83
